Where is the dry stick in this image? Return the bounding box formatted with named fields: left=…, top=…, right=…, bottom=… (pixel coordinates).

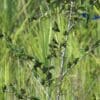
left=56, top=1, right=74, bottom=100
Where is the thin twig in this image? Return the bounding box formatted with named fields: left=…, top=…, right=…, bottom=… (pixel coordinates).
left=56, top=1, right=74, bottom=100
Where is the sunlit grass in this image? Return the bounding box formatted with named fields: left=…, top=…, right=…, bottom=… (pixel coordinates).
left=0, top=0, right=100, bottom=100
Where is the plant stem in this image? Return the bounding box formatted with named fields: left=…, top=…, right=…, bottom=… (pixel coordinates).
left=56, top=1, right=73, bottom=100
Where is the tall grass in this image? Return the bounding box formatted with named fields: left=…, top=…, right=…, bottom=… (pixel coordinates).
left=0, top=0, right=100, bottom=100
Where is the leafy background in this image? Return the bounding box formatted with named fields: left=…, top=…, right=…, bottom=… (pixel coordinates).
left=0, top=0, right=100, bottom=100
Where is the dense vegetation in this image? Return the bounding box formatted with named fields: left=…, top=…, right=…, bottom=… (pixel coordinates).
left=0, top=0, right=100, bottom=100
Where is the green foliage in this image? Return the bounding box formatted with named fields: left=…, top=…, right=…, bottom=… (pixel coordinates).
left=0, top=0, right=100, bottom=100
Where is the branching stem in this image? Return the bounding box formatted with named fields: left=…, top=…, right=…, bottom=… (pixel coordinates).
left=56, top=1, right=74, bottom=100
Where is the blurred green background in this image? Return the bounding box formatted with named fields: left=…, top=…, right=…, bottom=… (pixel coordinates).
left=0, top=0, right=100, bottom=100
